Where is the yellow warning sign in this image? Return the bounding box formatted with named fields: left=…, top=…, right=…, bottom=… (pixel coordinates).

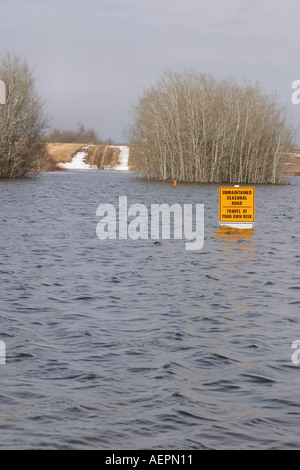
left=219, top=186, right=255, bottom=223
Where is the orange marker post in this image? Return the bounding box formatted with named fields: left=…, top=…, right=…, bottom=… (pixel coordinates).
left=173, top=180, right=177, bottom=187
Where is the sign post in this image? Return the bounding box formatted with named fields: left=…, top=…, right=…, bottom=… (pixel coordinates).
left=219, top=185, right=255, bottom=229
left=0, top=80, right=6, bottom=104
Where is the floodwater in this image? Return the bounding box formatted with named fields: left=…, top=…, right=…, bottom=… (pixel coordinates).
left=0, top=169, right=299, bottom=450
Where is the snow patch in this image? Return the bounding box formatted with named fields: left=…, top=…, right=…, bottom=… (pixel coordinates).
left=56, top=144, right=130, bottom=171
left=57, top=146, right=97, bottom=170
left=287, top=153, right=300, bottom=158
left=113, top=145, right=130, bottom=170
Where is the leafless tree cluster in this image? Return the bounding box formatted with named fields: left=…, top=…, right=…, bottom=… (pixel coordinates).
left=45, top=123, right=104, bottom=145
left=126, top=69, right=296, bottom=183
left=0, top=53, right=50, bottom=177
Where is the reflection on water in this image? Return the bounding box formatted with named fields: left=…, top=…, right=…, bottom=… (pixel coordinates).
left=214, top=226, right=255, bottom=240
left=213, top=227, right=256, bottom=262
left=0, top=171, right=299, bottom=450
left=209, top=228, right=255, bottom=324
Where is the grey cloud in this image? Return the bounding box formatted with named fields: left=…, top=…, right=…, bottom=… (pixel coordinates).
left=0, top=0, right=299, bottom=142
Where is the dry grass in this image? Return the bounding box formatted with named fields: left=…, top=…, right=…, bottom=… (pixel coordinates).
left=284, top=149, right=300, bottom=176
left=85, top=145, right=120, bottom=169
left=45, top=143, right=128, bottom=170
left=46, top=143, right=88, bottom=164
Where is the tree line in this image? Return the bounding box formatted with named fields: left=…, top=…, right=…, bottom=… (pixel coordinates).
left=0, top=53, right=113, bottom=177
left=0, top=53, right=50, bottom=177
left=44, top=123, right=114, bottom=145
left=126, top=69, right=297, bottom=184
left=0, top=54, right=297, bottom=181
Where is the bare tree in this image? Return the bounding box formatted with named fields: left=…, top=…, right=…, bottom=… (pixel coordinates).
left=44, top=123, right=103, bottom=144
left=126, top=69, right=297, bottom=184
left=0, top=53, right=50, bottom=177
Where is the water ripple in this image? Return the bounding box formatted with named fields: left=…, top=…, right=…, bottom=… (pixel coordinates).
left=0, top=172, right=299, bottom=449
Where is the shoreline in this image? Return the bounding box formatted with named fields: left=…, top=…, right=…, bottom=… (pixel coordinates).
left=46, top=143, right=130, bottom=171
left=284, top=150, right=300, bottom=176
left=45, top=143, right=300, bottom=177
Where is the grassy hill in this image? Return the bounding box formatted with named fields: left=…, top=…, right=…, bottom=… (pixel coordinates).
left=285, top=149, right=300, bottom=176
left=45, top=142, right=299, bottom=177
left=45, top=143, right=125, bottom=170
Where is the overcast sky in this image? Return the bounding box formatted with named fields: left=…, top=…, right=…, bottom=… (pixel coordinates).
left=1, top=0, right=300, bottom=142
